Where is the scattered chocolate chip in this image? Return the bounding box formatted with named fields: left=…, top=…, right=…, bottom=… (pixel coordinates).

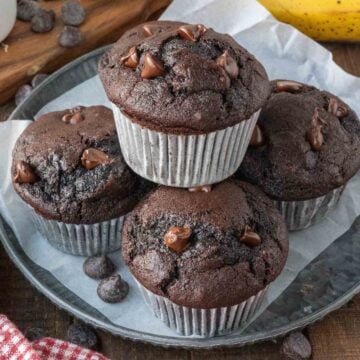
left=282, top=332, right=312, bottom=360
left=250, top=125, right=265, bottom=147
left=177, top=24, right=207, bottom=42
left=276, top=80, right=304, bottom=93
left=14, top=161, right=38, bottom=184
left=17, top=0, right=39, bottom=22
left=15, top=84, right=32, bottom=106
left=97, top=275, right=129, bottom=303
left=62, top=111, right=84, bottom=125
left=58, top=26, right=84, bottom=48
left=141, top=53, right=165, bottom=79
left=142, top=24, right=159, bottom=37
left=61, top=0, right=86, bottom=26
left=31, top=73, right=48, bottom=88
left=216, top=50, right=239, bottom=79
left=164, top=226, right=192, bottom=253
left=24, top=327, right=45, bottom=341
left=328, top=97, right=348, bottom=118
left=83, top=255, right=115, bottom=280
left=31, top=8, right=55, bottom=33
left=120, top=46, right=139, bottom=69
left=307, top=108, right=326, bottom=151
left=81, top=148, right=110, bottom=169
left=67, top=321, right=98, bottom=350
left=188, top=185, right=212, bottom=193
left=240, top=226, right=261, bottom=247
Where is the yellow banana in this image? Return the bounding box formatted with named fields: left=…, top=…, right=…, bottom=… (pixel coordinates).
left=258, top=0, right=360, bottom=41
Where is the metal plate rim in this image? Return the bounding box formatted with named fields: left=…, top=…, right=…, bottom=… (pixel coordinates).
left=3, top=46, right=360, bottom=349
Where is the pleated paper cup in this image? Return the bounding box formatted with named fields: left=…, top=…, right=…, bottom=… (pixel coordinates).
left=32, top=211, right=124, bottom=256
left=112, top=103, right=260, bottom=187
left=136, top=280, right=268, bottom=338
left=274, top=185, right=345, bottom=231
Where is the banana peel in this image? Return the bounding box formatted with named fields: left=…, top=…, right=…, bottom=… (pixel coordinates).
left=258, top=0, right=360, bottom=41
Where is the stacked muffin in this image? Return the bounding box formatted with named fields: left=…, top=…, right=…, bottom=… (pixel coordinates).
left=98, top=21, right=289, bottom=337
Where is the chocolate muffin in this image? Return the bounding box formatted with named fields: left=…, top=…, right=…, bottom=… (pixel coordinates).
left=122, top=180, right=288, bottom=336
left=99, top=21, right=270, bottom=187
left=237, top=80, right=360, bottom=229
left=12, top=105, right=149, bottom=255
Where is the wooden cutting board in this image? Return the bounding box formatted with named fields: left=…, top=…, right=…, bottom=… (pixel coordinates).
left=0, top=0, right=171, bottom=105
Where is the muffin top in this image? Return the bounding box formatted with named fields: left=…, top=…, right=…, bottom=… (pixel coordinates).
left=99, top=21, right=270, bottom=135
left=12, top=105, right=145, bottom=224
left=122, top=180, right=288, bottom=309
left=237, top=80, right=360, bottom=201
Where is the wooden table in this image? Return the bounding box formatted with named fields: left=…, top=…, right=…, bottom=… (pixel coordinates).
left=1, top=43, right=360, bottom=360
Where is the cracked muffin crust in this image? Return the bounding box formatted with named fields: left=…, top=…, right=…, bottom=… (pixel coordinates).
left=12, top=105, right=147, bottom=224
left=98, top=20, right=270, bottom=135
left=121, top=180, right=288, bottom=309
left=237, top=80, right=360, bottom=201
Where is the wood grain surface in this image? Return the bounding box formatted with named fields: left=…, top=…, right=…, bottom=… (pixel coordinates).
left=0, top=0, right=171, bottom=105
left=0, top=40, right=360, bottom=359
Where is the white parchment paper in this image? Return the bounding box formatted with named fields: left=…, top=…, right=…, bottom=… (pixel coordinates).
left=1, top=0, right=360, bottom=337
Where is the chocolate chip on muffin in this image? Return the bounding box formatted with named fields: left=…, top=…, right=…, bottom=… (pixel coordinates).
left=122, top=179, right=288, bottom=309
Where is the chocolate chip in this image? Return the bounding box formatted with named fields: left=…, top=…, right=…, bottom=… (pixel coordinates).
left=307, top=108, right=326, bottom=151
left=141, top=53, right=165, bottom=79
left=120, top=46, right=139, bottom=69
left=142, top=24, right=159, bottom=37
left=83, top=255, right=115, bottom=280
left=24, top=327, right=45, bottom=341
left=14, top=161, right=38, bottom=184
left=31, top=73, right=48, bottom=88
left=177, top=24, right=207, bottom=42
left=58, top=26, right=84, bottom=48
left=81, top=148, right=110, bottom=169
left=61, top=0, right=86, bottom=26
left=281, top=332, right=312, bottom=359
left=97, top=275, right=129, bottom=303
left=17, top=0, right=39, bottom=22
left=164, top=226, right=192, bottom=253
left=188, top=185, right=212, bottom=193
left=31, top=8, right=55, bottom=33
left=276, top=80, right=304, bottom=93
left=250, top=125, right=265, bottom=147
left=67, top=321, right=98, bottom=350
left=240, top=226, right=261, bottom=247
left=328, top=97, right=348, bottom=118
left=62, top=111, right=84, bottom=125
left=216, top=50, right=239, bottom=79
left=15, top=84, right=32, bottom=106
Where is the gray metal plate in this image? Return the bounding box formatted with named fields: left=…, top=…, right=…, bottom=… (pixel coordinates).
left=2, top=46, right=360, bottom=349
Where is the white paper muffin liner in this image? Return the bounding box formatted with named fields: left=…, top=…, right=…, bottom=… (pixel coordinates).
left=274, top=186, right=345, bottom=231
left=112, top=103, right=260, bottom=187
left=136, top=280, right=268, bottom=338
left=31, top=211, right=124, bottom=256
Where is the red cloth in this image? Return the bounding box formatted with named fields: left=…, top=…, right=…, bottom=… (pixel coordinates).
left=0, top=315, right=109, bottom=360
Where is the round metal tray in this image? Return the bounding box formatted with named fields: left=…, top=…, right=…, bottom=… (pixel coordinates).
left=2, top=46, right=360, bottom=349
